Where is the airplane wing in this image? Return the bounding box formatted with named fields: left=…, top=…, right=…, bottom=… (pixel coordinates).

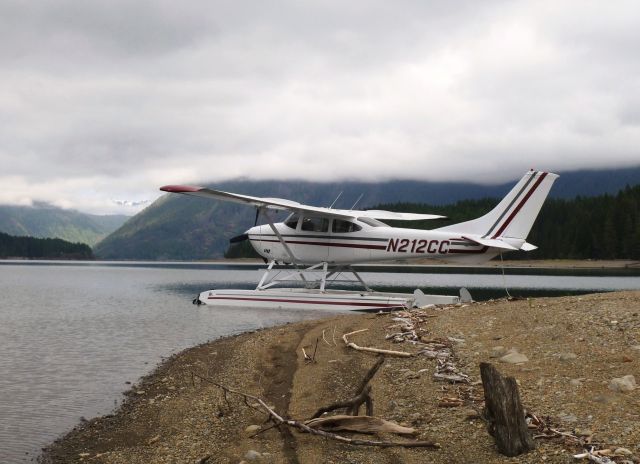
left=160, top=185, right=445, bottom=221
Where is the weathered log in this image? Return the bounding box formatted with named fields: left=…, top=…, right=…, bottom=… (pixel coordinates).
left=305, top=415, right=415, bottom=435
left=479, top=362, right=535, bottom=457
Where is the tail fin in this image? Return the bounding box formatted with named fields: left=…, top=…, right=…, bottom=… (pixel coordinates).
left=437, top=170, right=558, bottom=240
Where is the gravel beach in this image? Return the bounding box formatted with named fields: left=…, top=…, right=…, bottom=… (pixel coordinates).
left=40, top=291, right=640, bottom=464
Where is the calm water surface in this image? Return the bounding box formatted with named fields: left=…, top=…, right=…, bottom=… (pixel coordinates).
left=0, top=262, right=341, bottom=462
left=0, top=261, right=639, bottom=462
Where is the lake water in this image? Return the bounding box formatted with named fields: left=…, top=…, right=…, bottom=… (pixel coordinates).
left=1, top=261, right=639, bottom=462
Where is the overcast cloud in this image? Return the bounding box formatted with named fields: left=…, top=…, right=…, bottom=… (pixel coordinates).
left=1, top=0, right=639, bottom=214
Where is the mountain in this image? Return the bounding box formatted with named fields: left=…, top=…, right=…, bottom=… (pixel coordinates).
left=0, top=203, right=129, bottom=246
left=94, top=166, right=640, bottom=260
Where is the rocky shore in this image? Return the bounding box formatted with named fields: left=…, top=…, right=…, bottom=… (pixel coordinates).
left=40, top=291, right=640, bottom=464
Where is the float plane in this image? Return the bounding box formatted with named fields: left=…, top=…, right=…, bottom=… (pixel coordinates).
left=161, top=170, right=558, bottom=310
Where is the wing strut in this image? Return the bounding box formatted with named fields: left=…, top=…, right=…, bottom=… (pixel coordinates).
left=260, top=209, right=312, bottom=286
left=262, top=209, right=300, bottom=266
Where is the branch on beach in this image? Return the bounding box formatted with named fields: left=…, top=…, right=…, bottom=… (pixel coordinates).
left=342, top=329, right=413, bottom=357
left=191, top=372, right=439, bottom=449
left=311, top=385, right=373, bottom=419
left=311, top=356, right=385, bottom=418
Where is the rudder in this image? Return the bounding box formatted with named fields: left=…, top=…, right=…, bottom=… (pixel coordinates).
left=437, top=170, right=558, bottom=240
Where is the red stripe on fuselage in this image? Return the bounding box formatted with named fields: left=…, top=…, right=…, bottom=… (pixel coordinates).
left=257, top=239, right=387, bottom=250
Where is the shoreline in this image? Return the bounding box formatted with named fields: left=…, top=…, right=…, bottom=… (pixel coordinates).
left=40, top=291, right=640, bottom=463
left=4, top=258, right=638, bottom=271
left=178, top=258, right=640, bottom=269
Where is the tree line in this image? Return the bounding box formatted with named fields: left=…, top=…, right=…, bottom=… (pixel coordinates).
left=376, top=184, right=640, bottom=260
left=0, top=231, right=94, bottom=259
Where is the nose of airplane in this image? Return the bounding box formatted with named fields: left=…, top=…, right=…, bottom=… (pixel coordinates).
left=229, top=229, right=250, bottom=243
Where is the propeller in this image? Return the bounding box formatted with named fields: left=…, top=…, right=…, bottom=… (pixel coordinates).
left=229, top=233, right=249, bottom=243
left=229, top=206, right=261, bottom=244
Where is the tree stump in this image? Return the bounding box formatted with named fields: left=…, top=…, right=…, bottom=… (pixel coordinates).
left=479, top=362, right=535, bottom=457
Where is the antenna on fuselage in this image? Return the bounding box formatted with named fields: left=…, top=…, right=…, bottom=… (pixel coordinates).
left=350, top=193, right=364, bottom=210
left=328, top=191, right=343, bottom=209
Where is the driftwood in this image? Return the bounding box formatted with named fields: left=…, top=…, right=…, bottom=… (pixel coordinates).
left=480, top=362, right=535, bottom=457
left=192, top=372, right=439, bottom=449
left=306, top=415, right=415, bottom=435
left=573, top=448, right=616, bottom=463
left=311, top=385, right=373, bottom=419
left=342, top=329, right=413, bottom=357
left=311, top=356, right=384, bottom=418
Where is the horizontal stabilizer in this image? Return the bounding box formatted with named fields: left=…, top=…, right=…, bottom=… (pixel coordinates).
left=520, top=242, right=538, bottom=251
left=462, top=235, right=518, bottom=251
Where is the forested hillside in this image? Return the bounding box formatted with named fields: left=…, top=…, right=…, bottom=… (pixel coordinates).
left=374, top=184, right=640, bottom=260
left=0, top=204, right=128, bottom=246
left=0, top=231, right=94, bottom=259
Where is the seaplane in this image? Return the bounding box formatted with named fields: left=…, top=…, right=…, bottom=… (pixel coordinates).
left=161, top=170, right=558, bottom=311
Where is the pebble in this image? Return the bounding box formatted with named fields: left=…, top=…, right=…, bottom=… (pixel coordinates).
left=559, top=352, right=577, bottom=361
left=244, top=450, right=261, bottom=461
left=245, top=425, right=261, bottom=434
left=402, top=370, right=420, bottom=379
left=609, top=375, right=637, bottom=392
left=570, top=379, right=582, bottom=387
left=490, top=346, right=507, bottom=358
left=499, top=349, right=529, bottom=364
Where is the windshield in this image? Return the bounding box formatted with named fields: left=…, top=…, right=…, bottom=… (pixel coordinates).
left=284, top=214, right=299, bottom=229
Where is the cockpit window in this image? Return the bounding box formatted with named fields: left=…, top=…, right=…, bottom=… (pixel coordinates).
left=284, top=214, right=299, bottom=229
left=332, top=219, right=362, bottom=233
left=300, top=216, right=329, bottom=232
left=357, top=217, right=387, bottom=227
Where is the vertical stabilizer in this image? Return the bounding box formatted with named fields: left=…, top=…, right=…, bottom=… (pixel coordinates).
left=437, top=171, right=558, bottom=240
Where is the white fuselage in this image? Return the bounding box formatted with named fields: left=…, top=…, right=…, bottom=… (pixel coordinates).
left=246, top=216, right=519, bottom=265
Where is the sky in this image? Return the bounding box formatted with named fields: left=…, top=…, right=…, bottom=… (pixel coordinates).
left=1, top=0, right=639, bottom=215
